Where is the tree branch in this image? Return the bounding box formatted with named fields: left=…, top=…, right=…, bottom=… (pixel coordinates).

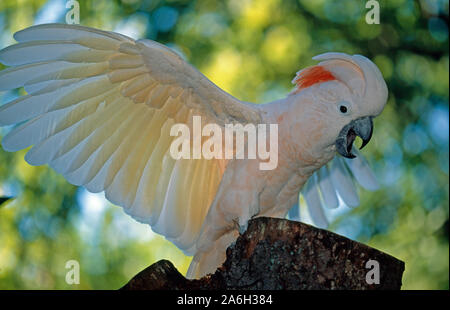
left=121, top=217, right=405, bottom=290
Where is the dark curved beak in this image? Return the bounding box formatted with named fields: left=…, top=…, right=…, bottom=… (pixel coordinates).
left=335, top=116, right=373, bottom=159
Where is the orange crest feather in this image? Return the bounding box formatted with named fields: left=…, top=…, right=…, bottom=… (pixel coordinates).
left=291, top=65, right=336, bottom=94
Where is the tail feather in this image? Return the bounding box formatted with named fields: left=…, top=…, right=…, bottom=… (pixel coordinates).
left=186, top=229, right=239, bottom=279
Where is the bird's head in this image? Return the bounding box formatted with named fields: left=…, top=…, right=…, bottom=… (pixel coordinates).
left=289, top=52, right=388, bottom=159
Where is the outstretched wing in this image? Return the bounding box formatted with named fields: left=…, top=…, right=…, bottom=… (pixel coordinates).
left=0, top=23, right=261, bottom=255
left=288, top=148, right=379, bottom=228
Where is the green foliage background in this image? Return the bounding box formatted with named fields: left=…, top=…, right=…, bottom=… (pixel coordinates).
left=0, top=0, right=448, bottom=289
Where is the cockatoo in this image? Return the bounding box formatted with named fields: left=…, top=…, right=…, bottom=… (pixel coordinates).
left=0, top=24, right=388, bottom=279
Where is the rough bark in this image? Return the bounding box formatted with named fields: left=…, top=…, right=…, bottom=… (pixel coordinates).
left=121, top=217, right=405, bottom=290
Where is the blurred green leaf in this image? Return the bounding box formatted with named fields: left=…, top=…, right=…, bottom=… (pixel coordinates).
left=0, top=196, right=11, bottom=207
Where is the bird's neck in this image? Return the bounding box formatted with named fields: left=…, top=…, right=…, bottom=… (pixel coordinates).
left=258, top=93, right=336, bottom=177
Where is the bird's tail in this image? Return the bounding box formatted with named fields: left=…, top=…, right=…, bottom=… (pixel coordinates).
left=186, top=229, right=239, bottom=279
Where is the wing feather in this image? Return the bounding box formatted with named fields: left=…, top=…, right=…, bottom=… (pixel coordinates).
left=0, top=23, right=262, bottom=254
left=343, top=149, right=379, bottom=191
left=330, top=157, right=360, bottom=207
left=302, top=175, right=328, bottom=229
left=317, top=165, right=339, bottom=209
left=0, top=41, right=91, bottom=66
left=293, top=152, right=380, bottom=228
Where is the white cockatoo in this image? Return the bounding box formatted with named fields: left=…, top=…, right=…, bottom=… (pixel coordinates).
left=0, top=24, right=388, bottom=279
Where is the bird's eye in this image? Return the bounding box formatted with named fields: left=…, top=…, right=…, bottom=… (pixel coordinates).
left=338, top=102, right=350, bottom=114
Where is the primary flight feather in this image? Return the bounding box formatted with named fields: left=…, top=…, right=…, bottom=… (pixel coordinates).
left=0, top=24, right=388, bottom=279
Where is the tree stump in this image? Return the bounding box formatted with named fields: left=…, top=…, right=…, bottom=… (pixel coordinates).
left=121, top=217, right=405, bottom=290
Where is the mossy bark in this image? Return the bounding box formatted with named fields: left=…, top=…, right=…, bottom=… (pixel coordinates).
left=121, top=217, right=405, bottom=290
